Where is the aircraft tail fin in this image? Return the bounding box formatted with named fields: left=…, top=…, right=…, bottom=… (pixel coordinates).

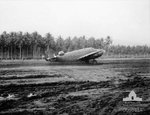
left=53, top=54, right=57, bottom=58
left=45, top=54, right=57, bottom=62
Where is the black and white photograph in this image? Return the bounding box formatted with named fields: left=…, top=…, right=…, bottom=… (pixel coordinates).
left=0, top=0, right=150, bottom=114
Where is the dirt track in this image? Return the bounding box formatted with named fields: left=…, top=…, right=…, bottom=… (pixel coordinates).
left=0, top=59, right=150, bottom=115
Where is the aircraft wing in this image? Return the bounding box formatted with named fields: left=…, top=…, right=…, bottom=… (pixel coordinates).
left=77, top=50, right=100, bottom=61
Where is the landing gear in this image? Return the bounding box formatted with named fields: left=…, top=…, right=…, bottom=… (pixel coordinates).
left=88, top=59, right=98, bottom=65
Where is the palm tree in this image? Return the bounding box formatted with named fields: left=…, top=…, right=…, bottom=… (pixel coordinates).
left=64, top=37, right=72, bottom=52
left=1, top=31, right=8, bottom=59
left=16, top=31, right=23, bottom=59
left=56, top=36, right=64, bottom=52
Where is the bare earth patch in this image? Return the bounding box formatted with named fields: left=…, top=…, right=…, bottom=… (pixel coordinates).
left=0, top=59, right=150, bottom=115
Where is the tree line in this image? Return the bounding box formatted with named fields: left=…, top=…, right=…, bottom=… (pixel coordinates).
left=0, top=31, right=150, bottom=60
left=0, top=31, right=112, bottom=59
left=107, top=45, right=150, bottom=58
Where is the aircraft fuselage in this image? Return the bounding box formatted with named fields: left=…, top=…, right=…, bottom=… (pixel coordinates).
left=54, top=47, right=105, bottom=62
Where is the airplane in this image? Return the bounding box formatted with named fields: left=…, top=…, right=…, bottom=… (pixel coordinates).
left=45, top=47, right=105, bottom=64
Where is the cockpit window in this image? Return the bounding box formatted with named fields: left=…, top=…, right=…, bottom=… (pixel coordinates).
left=58, top=51, right=65, bottom=56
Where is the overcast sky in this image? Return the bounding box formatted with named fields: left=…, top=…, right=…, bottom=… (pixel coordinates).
left=0, top=0, right=150, bottom=45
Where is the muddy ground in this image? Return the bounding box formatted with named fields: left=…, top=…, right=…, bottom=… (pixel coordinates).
left=0, top=59, right=150, bottom=115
